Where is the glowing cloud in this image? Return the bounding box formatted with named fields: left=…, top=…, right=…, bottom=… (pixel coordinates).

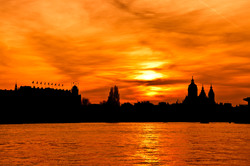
left=135, top=71, right=163, bottom=81
left=0, top=0, right=250, bottom=105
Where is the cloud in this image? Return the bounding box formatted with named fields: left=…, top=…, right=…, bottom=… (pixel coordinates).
left=121, top=78, right=187, bottom=86
left=0, top=0, right=250, bottom=104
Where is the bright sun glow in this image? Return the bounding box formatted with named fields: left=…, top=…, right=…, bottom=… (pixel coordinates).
left=146, top=86, right=162, bottom=96
left=138, top=86, right=177, bottom=97
left=140, top=62, right=166, bottom=69
left=135, top=71, right=163, bottom=80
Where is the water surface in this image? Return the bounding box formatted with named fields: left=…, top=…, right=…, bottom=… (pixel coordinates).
left=0, top=123, right=249, bottom=165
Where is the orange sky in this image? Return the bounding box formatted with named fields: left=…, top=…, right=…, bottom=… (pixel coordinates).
left=0, top=0, right=250, bottom=105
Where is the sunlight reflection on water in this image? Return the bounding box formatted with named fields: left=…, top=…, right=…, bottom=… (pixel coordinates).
left=0, top=123, right=249, bottom=165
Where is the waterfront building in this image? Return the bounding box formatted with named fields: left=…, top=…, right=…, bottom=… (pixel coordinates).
left=0, top=83, right=81, bottom=112
left=243, top=97, right=250, bottom=108
left=183, top=77, right=215, bottom=105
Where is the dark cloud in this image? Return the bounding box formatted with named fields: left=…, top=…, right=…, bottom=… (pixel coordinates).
left=26, top=32, right=124, bottom=80
left=121, top=78, right=187, bottom=86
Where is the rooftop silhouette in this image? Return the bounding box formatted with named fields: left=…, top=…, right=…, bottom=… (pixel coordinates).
left=183, top=77, right=215, bottom=105
left=0, top=78, right=249, bottom=124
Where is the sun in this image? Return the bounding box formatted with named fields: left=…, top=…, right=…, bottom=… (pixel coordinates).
left=135, top=70, right=163, bottom=80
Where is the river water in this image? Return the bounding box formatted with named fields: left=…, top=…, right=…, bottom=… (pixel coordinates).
left=0, top=123, right=249, bottom=165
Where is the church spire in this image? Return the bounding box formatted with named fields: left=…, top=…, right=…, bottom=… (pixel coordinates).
left=188, top=76, right=198, bottom=99
left=208, top=84, right=215, bottom=103
left=199, top=84, right=206, bottom=98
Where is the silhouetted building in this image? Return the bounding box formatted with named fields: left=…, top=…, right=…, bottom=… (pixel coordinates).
left=188, top=76, right=198, bottom=98
left=208, top=85, right=215, bottom=104
left=0, top=83, right=81, bottom=112
left=183, top=77, right=215, bottom=105
left=199, top=85, right=208, bottom=104
left=0, top=79, right=250, bottom=123
left=244, top=97, right=250, bottom=108
left=183, top=77, right=198, bottom=104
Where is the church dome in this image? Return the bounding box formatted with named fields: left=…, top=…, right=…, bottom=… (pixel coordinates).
left=188, top=77, right=198, bottom=98
left=71, top=85, right=79, bottom=95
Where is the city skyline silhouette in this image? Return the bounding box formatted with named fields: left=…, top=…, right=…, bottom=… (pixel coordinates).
left=2, top=76, right=248, bottom=106
left=0, top=77, right=249, bottom=124
left=1, top=1, right=250, bottom=166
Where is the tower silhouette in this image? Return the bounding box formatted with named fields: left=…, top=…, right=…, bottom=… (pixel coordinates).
left=199, top=85, right=206, bottom=98
left=183, top=77, right=198, bottom=104
left=183, top=77, right=216, bottom=105
left=71, top=85, right=79, bottom=96
left=188, top=76, right=198, bottom=99
left=208, top=85, right=215, bottom=104
left=198, top=85, right=209, bottom=104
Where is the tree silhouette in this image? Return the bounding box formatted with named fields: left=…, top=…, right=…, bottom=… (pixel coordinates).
left=107, top=87, right=114, bottom=104
left=113, top=85, right=120, bottom=106
left=107, top=85, right=120, bottom=106
left=82, top=98, right=91, bottom=106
